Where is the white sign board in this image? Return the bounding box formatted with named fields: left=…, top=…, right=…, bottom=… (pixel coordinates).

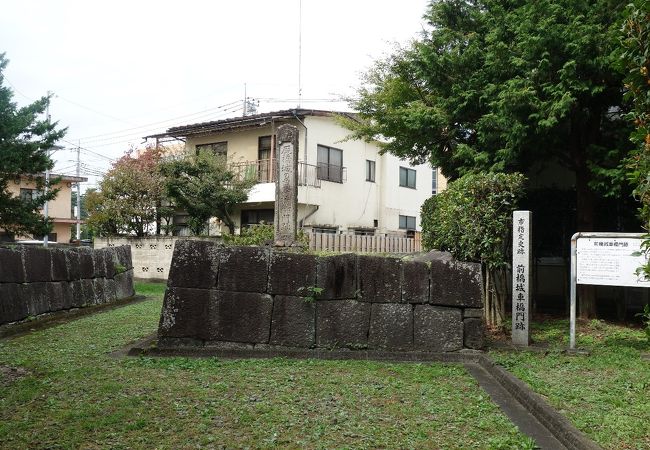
left=576, top=237, right=650, bottom=287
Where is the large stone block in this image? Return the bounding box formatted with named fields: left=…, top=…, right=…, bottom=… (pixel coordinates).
left=61, top=282, right=75, bottom=310
left=430, top=259, right=483, bottom=308
left=104, top=278, right=117, bottom=303
left=66, top=250, right=81, bottom=280
left=217, top=246, right=269, bottom=293
left=401, top=259, right=429, bottom=303
left=0, top=247, right=25, bottom=283
left=0, top=283, right=28, bottom=324
left=464, top=318, right=485, bottom=349
left=92, top=249, right=107, bottom=278
left=76, top=248, right=95, bottom=279
left=369, top=303, right=413, bottom=350
left=316, top=300, right=370, bottom=348
left=23, top=282, right=50, bottom=316
left=50, top=248, right=69, bottom=281
left=103, top=247, right=117, bottom=279
left=268, top=252, right=317, bottom=296
left=357, top=255, right=401, bottom=303
left=167, top=240, right=220, bottom=289
left=413, top=305, right=463, bottom=352
left=79, top=278, right=96, bottom=306
left=47, top=282, right=66, bottom=311
left=315, top=253, right=357, bottom=300
left=209, top=291, right=273, bottom=344
left=114, top=245, right=133, bottom=270
left=270, top=295, right=315, bottom=347
left=158, top=287, right=213, bottom=339
left=23, top=246, right=52, bottom=282
left=114, top=269, right=135, bottom=299
left=70, top=280, right=85, bottom=308
left=93, top=278, right=106, bottom=304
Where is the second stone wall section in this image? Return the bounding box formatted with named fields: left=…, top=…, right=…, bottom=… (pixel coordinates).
left=0, top=245, right=135, bottom=326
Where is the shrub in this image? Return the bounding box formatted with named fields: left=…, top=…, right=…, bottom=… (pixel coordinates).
left=222, top=223, right=309, bottom=247
left=421, top=172, right=526, bottom=326
left=223, top=223, right=275, bottom=246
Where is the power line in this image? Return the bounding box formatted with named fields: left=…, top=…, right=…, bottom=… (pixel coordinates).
left=56, top=94, right=135, bottom=126
left=77, top=104, right=244, bottom=146
left=75, top=106, right=245, bottom=150
left=68, top=100, right=242, bottom=142
left=60, top=139, right=116, bottom=161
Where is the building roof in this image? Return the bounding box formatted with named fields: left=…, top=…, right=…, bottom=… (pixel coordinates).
left=21, top=173, right=88, bottom=183
left=146, top=109, right=358, bottom=140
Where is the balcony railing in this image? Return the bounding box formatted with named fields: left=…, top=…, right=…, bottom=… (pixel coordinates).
left=230, top=159, right=321, bottom=188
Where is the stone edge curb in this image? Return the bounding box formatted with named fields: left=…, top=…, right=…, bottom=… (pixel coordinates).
left=474, top=354, right=601, bottom=450
left=0, top=295, right=148, bottom=339
left=125, top=340, right=601, bottom=450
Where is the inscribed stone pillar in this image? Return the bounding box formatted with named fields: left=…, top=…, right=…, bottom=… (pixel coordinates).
left=274, top=124, right=299, bottom=245
left=512, top=210, right=532, bottom=346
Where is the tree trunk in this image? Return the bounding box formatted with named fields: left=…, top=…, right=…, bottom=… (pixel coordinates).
left=483, top=264, right=506, bottom=328
left=576, top=166, right=598, bottom=318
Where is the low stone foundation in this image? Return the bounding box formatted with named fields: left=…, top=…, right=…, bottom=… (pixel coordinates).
left=0, top=245, right=135, bottom=326
left=158, top=241, right=485, bottom=352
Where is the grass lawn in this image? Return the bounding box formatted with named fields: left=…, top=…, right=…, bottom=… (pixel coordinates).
left=490, top=318, right=650, bottom=450
left=0, top=282, right=532, bottom=449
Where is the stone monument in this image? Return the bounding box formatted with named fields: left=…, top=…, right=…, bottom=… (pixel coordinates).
left=274, top=124, right=299, bottom=246
left=512, top=210, right=531, bottom=346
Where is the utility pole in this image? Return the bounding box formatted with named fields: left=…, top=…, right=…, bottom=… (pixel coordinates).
left=76, top=142, right=81, bottom=241
left=243, top=83, right=247, bottom=116
left=298, top=0, right=303, bottom=108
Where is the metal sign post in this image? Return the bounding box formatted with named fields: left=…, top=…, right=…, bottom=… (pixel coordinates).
left=570, top=232, right=649, bottom=350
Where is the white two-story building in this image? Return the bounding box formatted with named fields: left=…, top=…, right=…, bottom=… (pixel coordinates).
left=148, top=109, right=445, bottom=237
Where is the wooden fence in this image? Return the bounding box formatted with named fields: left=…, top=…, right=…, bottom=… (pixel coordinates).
left=309, top=232, right=422, bottom=253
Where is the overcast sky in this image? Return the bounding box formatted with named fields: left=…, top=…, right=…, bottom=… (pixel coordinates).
left=2, top=0, right=429, bottom=188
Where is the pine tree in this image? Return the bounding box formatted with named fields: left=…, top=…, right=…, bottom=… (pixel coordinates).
left=0, top=53, right=66, bottom=238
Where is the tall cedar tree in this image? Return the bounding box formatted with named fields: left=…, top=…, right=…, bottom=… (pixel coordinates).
left=622, top=1, right=650, bottom=279
left=623, top=0, right=650, bottom=226
left=345, top=1, right=634, bottom=319
left=346, top=0, right=632, bottom=233
left=0, top=53, right=66, bottom=237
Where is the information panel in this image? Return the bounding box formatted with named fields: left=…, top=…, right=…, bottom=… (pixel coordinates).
left=576, top=237, right=650, bottom=287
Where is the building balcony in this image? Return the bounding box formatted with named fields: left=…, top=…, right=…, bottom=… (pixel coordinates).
left=230, top=159, right=323, bottom=188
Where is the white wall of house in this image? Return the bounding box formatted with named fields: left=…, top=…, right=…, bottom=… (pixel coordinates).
left=182, top=113, right=442, bottom=235
left=380, top=152, right=434, bottom=234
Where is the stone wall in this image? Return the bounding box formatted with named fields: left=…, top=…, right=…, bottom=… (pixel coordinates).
left=0, top=245, right=135, bottom=326
left=158, top=241, right=485, bottom=352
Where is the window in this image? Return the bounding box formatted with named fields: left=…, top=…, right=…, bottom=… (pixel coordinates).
left=258, top=136, right=273, bottom=182
left=312, top=227, right=338, bottom=234
left=241, top=209, right=274, bottom=227
left=432, top=167, right=438, bottom=194
left=196, top=141, right=227, bottom=157
left=399, top=215, right=416, bottom=230
left=33, top=232, right=57, bottom=242
left=317, top=145, right=343, bottom=183
left=399, top=167, right=416, bottom=189
left=20, top=188, right=41, bottom=203
left=258, top=136, right=272, bottom=160
left=353, top=228, right=375, bottom=236
left=365, top=160, right=376, bottom=182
